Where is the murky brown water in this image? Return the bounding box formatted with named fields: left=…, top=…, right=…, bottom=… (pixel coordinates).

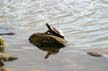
left=0, top=0, right=108, bottom=71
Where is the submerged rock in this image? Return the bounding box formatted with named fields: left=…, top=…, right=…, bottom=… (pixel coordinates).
left=0, top=32, right=15, bottom=35
left=87, top=51, right=102, bottom=57
left=0, top=53, right=18, bottom=66
left=0, top=53, right=18, bottom=62
left=87, top=48, right=108, bottom=57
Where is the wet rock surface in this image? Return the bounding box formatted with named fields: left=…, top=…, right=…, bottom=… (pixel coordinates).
left=29, top=33, right=66, bottom=47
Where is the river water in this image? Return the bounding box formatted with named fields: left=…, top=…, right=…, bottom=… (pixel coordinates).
left=0, top=0, right=108, bottom=71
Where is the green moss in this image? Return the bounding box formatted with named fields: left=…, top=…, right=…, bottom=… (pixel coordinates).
left=0, top=37, right=6, bottom=48
left=0, top=37, right=6, bottom=52
left=0, top=48, right=5, bottom=52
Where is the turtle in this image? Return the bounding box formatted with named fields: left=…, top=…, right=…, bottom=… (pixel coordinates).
left=45, top=23, right=64, bottom=39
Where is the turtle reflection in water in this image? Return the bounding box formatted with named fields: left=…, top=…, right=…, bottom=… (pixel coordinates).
left=29, top=23, right=66, bottom=59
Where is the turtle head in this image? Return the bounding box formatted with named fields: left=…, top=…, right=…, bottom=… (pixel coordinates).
left=46, top=23, right=52, bottom=30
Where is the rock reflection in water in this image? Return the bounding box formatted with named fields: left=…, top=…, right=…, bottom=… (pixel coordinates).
left=38, top=45, right=64, bottom=59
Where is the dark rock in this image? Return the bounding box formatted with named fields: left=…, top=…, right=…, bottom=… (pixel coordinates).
left=0, top=32, right=15, bottom=35
left=29, top=33, right=67, bottom=59
left=29, top=33, right=66, bottom=47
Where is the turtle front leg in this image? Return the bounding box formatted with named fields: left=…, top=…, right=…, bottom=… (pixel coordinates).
left=44, top=30, right=51, bottom=35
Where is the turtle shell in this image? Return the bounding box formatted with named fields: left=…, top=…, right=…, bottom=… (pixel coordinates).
left=46, top=23, right=64, bottom=38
